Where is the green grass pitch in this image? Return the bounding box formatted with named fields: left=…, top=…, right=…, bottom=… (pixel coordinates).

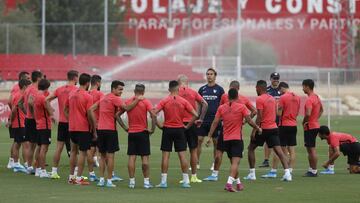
left=0, top=116, right=359, bottom=203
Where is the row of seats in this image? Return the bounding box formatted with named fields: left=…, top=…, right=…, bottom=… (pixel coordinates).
left=0, top=54, right=203, bottom=81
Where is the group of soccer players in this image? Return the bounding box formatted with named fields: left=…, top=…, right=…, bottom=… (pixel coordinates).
left=5, top=68, right=360, bottom=192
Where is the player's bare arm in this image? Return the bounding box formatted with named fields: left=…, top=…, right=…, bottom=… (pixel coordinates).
left=185, top=109, right=199, bottom=130
left=205, top=116, right=220, bottom=147
left=245, top=115, right=262, bottom=134
left=17, top=96, right=26, bottom=114
left=115, top=111, right=128, bottom=132
left=88, top=102, right=99, bottom=131
left=323, top=146, right=340, bottom=168
left=28, top=95, right=35, bottom=118
left=303, top=108, right=311, bottom=127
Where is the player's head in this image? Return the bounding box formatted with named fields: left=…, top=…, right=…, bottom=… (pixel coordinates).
left=18, top=71, right=30, bottom=81
left=67, top=70, right=79, bottom=84
left=38, top=79, right=50, bottom=91
left=168, top=80, right=179, bottom=93
left=256, top=80, right=267, bottom=96
left=318, top=125, right=331, bottom=140
left=206, top=68, right=217, bottom=84
left=270, top=72, right=280, bottom=87
left=111, top=80, right=125, bottom=96
left=229, top=80, right=240, bottom=91
left=279, top=81, right=289, bottom=95
left=302, top=79, right=315, bottom=94
left=79, top=73, right=91, bottom=90
left=91, top=75, right=102, bottom=90
left=31, top=70, right=43, bottom=83
left=228, top=88, right=238, bottom=101
left=18, top=78, right=31, bottom=90
left=177, top=74, right=188, bottom=86
left=134, top=83, right=145, bottom=95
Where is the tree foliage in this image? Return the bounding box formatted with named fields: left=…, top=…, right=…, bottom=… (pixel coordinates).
left=20, top=0, right=126, bottom=55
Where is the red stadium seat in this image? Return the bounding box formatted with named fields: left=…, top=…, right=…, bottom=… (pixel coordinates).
left=0, top=54, right=203, bottom=81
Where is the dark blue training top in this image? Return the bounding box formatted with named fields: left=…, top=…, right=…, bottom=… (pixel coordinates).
left=267, top=85, right=281, bottom=124
left=267, top=85, right=281, bottom=99
left=198, top=84, right=225, bottom=123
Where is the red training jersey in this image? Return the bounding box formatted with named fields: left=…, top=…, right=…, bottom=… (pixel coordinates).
left=256, top=93, right=277, bottom=129
left=278, top=91, right=300, bottom=126
left=215, top=102, right=249, bottom=141
left=54, top=84, right=78, bottom=123
left=304, top=93, right=322, bottom=130
left=156, top=95, right=194, bottom=128
left=34, top=91, right=51, bottom=130
left=10, top=92, right=25, bottom=128
left=126, top=97, right=153, bottom=133
left=178, top=86, right=203, bottom=122
left=327, top=132, right=358, bottom=148
left=97, top=93, right=123, bottom=131
left=10, top=84, right=20, bottom=97
left=220, top=93, right=254, bottom=111
left=67, top=89, right=93, bottom=132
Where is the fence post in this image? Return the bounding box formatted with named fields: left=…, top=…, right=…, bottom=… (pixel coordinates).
left=212, top=55, right=216, bottom=68
left=327, top=72, right=331, bottom=128
left=72, top=23, right=76, bottom=58
left=6, top=23, right=9, bottom=55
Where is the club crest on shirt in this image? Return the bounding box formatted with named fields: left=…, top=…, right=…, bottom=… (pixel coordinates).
left=213, top=89, right=217, bottom=93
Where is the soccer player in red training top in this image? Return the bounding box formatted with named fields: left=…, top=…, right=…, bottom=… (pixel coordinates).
left=118, top=84, right=156, bottom=189
left=46, top=70, right=78, bottom=179
left=208, top=88, right=262, bottom=192
left=262, top=82, right=300, bottom=178
left=65, top=73, right=94, bottom=185
left=21, top=70, right=44, bottom=175
left=89, top=80, right=141, bottom=188
left=30, top=79, right=53, bottom=178
left=152, top=80, right=199, bottom=188
left=244, top=80, right=292, bottom=181
left=177, top=74, right=208, bottom=183
left=318, top=125, right=360, bottom=174
left=302, top=79, right=323, bottom=177
left=204, top=80, right=256, bottom=181
left=7, top=71, right=30, bottom=170
left=7, top=79, right=31, bottom=173
left=88, top=75, right=104, bottom=169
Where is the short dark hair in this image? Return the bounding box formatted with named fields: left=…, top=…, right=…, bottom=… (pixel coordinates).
left=302, top=79, right=315, bottom=90
left=31, top=70, right=43, bottom=83
left=319, top=125, right=330, bottom=136
left=18, top=79, right=31, bottom=89
left=256, top=80, right=267, bottom=89
left=206, top=68, right=217, bottom=76
left=67, top=70, right=79, bottom=81
left=91, top=75, right=102, bottom=85
left=229, top=80, right=240, bottom=89
left=79, top=73, right=91, bottom=86
left=135, top=83, right=145, bottom=93
left=279, top=82, right=289, bottom=89
left=18, top=71, right=29, bottom=81
left=111, top=80, right=125, bottom=90
left=228, top=88, right=238, bottom=100
left=38, top=79, right=50, bottom=91
left=169, top=80, right=179, bottom=91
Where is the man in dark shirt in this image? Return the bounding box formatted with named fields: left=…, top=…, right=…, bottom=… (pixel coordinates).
left=197, top=68, right=225, bottom=170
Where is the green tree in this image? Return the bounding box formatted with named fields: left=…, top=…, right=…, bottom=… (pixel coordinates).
left=0, top=3, right=40, bottom=54
left=21, top=0, right=126, bottom=55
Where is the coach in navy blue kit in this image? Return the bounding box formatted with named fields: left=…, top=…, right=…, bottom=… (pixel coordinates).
left=260, top=72, right=281, bottom=168
left=197, top=68, right=225, bottom=170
